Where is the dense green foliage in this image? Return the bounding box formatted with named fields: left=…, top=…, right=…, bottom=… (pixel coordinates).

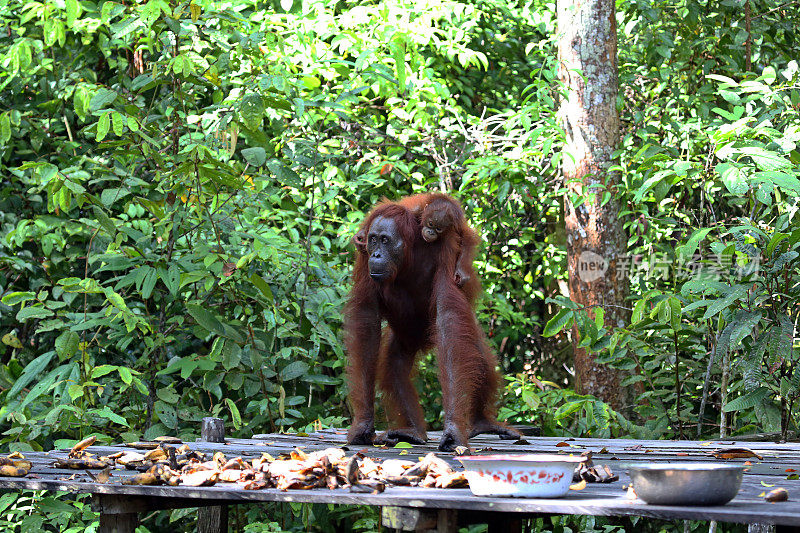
left=0, top=0, right=561, bottom=452
left=0, top=0, right=798, bottom=530
left=546, top=0, right=800, bottom=441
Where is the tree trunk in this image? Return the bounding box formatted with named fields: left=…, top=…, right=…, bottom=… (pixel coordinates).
left=558, top=0, right=632, bottom=412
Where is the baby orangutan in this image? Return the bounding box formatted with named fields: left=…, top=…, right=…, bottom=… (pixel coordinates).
left=419, top=196, right=479, bottom=289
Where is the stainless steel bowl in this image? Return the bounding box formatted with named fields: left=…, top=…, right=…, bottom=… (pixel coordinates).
left=628, top=463, right=744, bottom=506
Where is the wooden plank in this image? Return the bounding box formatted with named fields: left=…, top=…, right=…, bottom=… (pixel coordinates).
left=92, top=494, right=231, bottom=514
left=1, top=478, right=800, bottom=526
left=15, top=436, right=800, bottom=483
left=4, top=433, right=800, bottom=527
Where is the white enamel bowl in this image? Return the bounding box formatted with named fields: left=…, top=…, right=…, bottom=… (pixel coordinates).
left=458, top=454, right=584, bottom=498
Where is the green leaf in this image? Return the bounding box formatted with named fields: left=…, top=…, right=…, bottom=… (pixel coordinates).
left=716, top=162, right=748, bottom=196
left=18, top=365, right=67, bottom=412
left=55, top=330, right=80, bottom=360
left=73, top=85, right=90, bottom=120
left=301, top=76, right=320, bottom=89
left=755, top=171, right=800, bottom=195
left=761, top=66, right=777, bottom=84
left=723, top=387, right=770, bottom=412
left=393, top=442, right=413, bottom=448
left=140, top=267, right=157, bottom=299
left=766, top=232, right=789, bottom=257
left=104, top=287, right=132, bottom=317
left=748, top=150, right=792, bottom=172
left=222, top=341, right=241, bottom=370
left=7, top=351, right=56, bottom=399
left=281, top=361, right=309, bottom=381
left=92, top=365, right=118, bottom=378
left=676, top=228, right=713, bottom=262
left=242, top=147, right=266, bottom=167
left=593, top=307, right=604, bottom=329
left=110, top=16, right=142, bottom=39
left=132, top=376, right=149, bottom=395
left=187, top=304, right=225, bottom=336
left=391, top=38, right=406, bottom=92
left=159, top=265, right=180, bottom=296
left=16, top=306, right=54, bottom=321
left=90, top=89, right=118, bottom=112
left=112, top=111, right=125, bottom=136
left=249, top=274, right=274, bottom=301
left=2, top=291, right=35, bottom=306
left=97, top=111, right=110, bottom=141
left=65, top=0, right=80, bottom=25
left=302, top=374, right=341, bottom=385
left=729, top=311, right=762, bottom=347
left=156, top=357, right=196, bottom=378
left=38, top=497, right=81, bottom=515
left=543, top=309, right=573, bottom=337
left=239, top=94, right=265, bottom=131
left=0, top=113, right=10, bottom=144
left=668, top=297, right=682, bottom=331
left=1, top=333, right=22, bottom=349
left=702, top=286, right=747, bottom=320
left=156, top=387, right=180, bottom=404
left=93, top=205, right=117, bottom=236
left=771, top=314, right=793, bottom=357
left=118, top=366, right=133, bottom=385
left=90, top=406, right=129, bottom=426
left=225, top=398, right=242, bottom=430
left=100, top=187, right=130, bottom=207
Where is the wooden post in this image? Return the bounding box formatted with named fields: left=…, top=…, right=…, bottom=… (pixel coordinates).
left=197, top=417, right=228, bottom=533
left=435, top=509, right=457, bottom=533
left=98, top=512, right=139, bottom=533
left=382, top=507, right=438, bottom=530
left=94, top=495, right=140, bottom=533
left=486, top=515, right=522, bottom=533
left=201, top=417, right=225, bottom=443
left=380, top=508, right=457, bottom=532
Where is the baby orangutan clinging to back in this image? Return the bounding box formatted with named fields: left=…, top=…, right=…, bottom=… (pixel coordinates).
left=417, top=195, right=479, bottom=289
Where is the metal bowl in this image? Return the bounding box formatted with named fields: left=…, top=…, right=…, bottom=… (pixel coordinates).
left=628, top=463, right=744, bottom=506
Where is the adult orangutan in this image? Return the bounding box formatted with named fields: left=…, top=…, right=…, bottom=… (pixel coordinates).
left=345, top=194, right=520, bottom=451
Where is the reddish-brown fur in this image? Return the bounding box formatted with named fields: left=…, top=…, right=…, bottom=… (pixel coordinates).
left=344, top=194, right=520, bottom=451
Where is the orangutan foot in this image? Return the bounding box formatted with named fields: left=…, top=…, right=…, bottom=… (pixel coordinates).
left=347, top=420, right=376, bottom=445
left=374, top=428, right=427, bottom=446
left=469, top=419, right=522, bottom=440
left=439, top=423, right=468, bottom=452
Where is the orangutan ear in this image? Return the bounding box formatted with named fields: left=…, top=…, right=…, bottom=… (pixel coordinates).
left=353, top=229, right=367, bottom=253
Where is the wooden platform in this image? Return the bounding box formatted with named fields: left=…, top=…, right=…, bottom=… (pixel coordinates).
left=2, top=428, right=800, bottom=531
